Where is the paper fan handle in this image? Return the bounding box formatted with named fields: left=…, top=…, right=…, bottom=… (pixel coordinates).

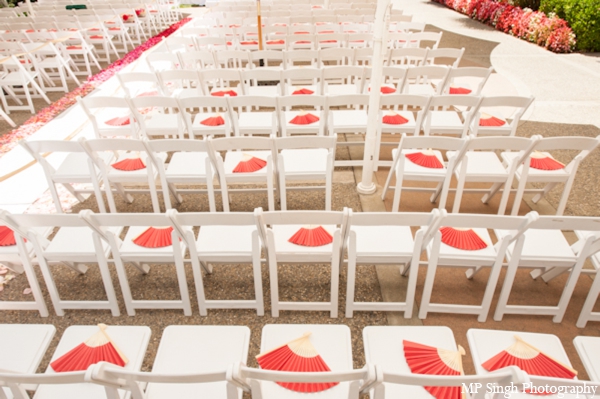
left=458, top=345, right=466, bottom=375
left=98, top=324, right=129, bottom=365
left=514, top=336, right=577, bottom=375
left=256, top=332, right=312, bottom=359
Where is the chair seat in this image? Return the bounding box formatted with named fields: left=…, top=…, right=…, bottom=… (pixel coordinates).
left=192, top=113, right=230, bottom=133
left=0, top=71, right=37, bottom=84
left=330, top=109, right=368, bottom=131
left=119, top=226, right=186, bottom=260
left=165, top=152, right=211, bottom=181
left=392, top=149, right=447, bottom=179
left=36, top=325, right=151, bottom=399
left=146, top=325, right=250, bottom=399
left=381, top=111, right=416, bottom=131
left=429, top=110, right=463, bottom=129
left=107, top=152, right=166, bottom=181
left=286, top=84, right=319, bottom=95
left=272, top=224, right=336, bottom=259
left=573, top=336, right=600, bottom=382
left=223, top=150, right=272, bottom=176
left=427, top=227, right=497, bottom=265
left=143, top=113, right=181, bottom=134
left=280, top=148, right=328, bottom=177
left=353, top=225, right=414, bottom=260
left=44, top=226, right=122, bottom=261
left=495, top=228, right=577, bottom=267
left=405, top=83, right=434, bottom=95
left=172, top=87, right=202, bottom=99
left=209, top=87, right=240, bottom=96
left=247, top=85, right=280, bottom=97
left=196, top=225, right=257, bottom=259
left=364, top=326, right=458, bottom=399
left=238, top=112, right=275, bottom=131
left=325, top=84, right=360, bottom=95
left=501, top=151, right=569, bottom=180
left=448, top=151, right=508, bottom=181
left=53, top=152, right=99, bottom=182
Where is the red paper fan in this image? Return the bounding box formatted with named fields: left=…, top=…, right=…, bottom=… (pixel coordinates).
left=440, top=227, right=488, bottom=250
left=111, top=158, right=146, bottom=171
left=66, top=45, right=82, bottom=50
left=288, top=226, right=333, bottom=247
left=368, top=86, right=396, bottom=94
left=449, top=86, right=472, bottom=95
left=318, top=30, right=334, bottom=34
left=104, top=116, right=131, bottom=126
left=267, top=39, right=285, bottom=45
left=233, top=154, right=267, bottom=173
left=482, top=336, right=577, bottom=379
left=405, top=151, right=443, bottom=169
left=382, top=112, right=409, bottom=125
left=200, top=115, right=225, bottom=126
left=132, top=227, right=174, bottom=248
left=296, top=40, right=312, bottom=44
left=90, top=35, right=104, bottom=39
left=50, top=324, right=128, bottom=372
left=479, top=113, right=506, bottom=126
left=292, top=88, right=314, bottom=95
left=211, top=90, right=238, bottom=97
left=320, top=40, right=338, bottom=43
left=530, top=153, right=564, bottom=170
left=0, top=226, right=17, bottom=247
left=289, top=111, right=319, bottom=125
left=404, top=340, right=465, bottom=399
left=294, top=31, right=310, bottom=34
left=240, top=40, right=258, bottom=45
left=257, top=333, right=338, bottom=393
left=136, top=90, right=159, bottom=97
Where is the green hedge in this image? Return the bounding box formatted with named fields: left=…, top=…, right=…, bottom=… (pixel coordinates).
left=540, top=0, right=600, bottom=51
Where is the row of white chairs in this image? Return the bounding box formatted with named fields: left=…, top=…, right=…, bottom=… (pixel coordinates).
left=2, top=207, right=600, bottom=326
left=7, top=323, right=600, bottom=399
left=170, top=30, right=439, bottom=51
left=21, top=135, right=335, bottom=214
left=196, top=12, right=408, bottom=27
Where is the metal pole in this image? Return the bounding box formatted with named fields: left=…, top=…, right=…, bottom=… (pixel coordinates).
left=356, top=0, right=391, bottom=195
left=256, top=0, right=264, bottom=66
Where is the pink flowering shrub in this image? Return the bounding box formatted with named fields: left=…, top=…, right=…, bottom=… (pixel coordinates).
left=0, top=18, right=191, bottom=156
left=432, top=0, right=576, bottom=53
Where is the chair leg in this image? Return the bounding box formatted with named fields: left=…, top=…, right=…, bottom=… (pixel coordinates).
left=94, top=235, right=120, bottom=317
left=252, top=232, right=265, bottom=316
left=345, top=241, right=357, bottom=318
left=419, top=241, right=440, bottom=319
left=33, top=252, right=65, bottom=316
left=172, top=235, right=192, bottom=316
left=30, top=79, right=50, bottom=104
left=113, top=257, right=136, bottom=316
left=511, top=176, right=527, bottom=216
left=494, top=253, right=521, bottom=322
left=15, top=238, right=49, bottom=317
left=532, top=182, right=557, bottom=203
left=556, top=176, right=576, bottom=216
left=554, top=258, right=586, bottom=323
left=481, top=182, right=502, bottom=204
left=576, top=270, right=600, bottom=328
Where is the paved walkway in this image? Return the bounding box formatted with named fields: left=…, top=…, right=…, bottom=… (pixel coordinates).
left=394, top=0, right=600, bottom=128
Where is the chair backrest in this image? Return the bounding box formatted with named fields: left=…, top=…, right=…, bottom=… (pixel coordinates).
left=532, top=135, right=600, bottom=169
left=0, top=370, right=88, bottom=399
left=442, top=66, right=493, bottom=96
left=19, top=139, right=90, bottom=179
left=0, top=212, right=91, bottom=244
left=283, top=49, right=319, bottom=67
left=208, top=136, right=276, bottom=153
left=403, top=65, right=449, bottom=88
left=179, top=95, right=229, bottom=115
left=424, top=47, right=465, bottom=68
left=80, top=137, right=149, bottom=169
left=158, top=69, right=203, bottom=96
left=474, top=96, right=534, bottom=135
left=167, top=208, right=257, bottom=239
left=274, top=135, right=336, bottom=152
left=465, top=135, right=538, bottom=153
left=228, top=95, right=277, bottom=113
left=214, top=49, right=250, bottom=69
left=116, top=72, right=161, bottom=97
left=387, top=47, right=428, bottom=66
left=410, top=31, right=442, bottom=49
left=326, top=93, right=369, bottom=110
left=319, top=47, right=354, bottom=67
left=177, top=50, right=217, bottom=69
left=249, top=49, right=284, bottom=68
left=146, top=52, right=180, bottom=72
left=425, top=95, right=483, bottom=137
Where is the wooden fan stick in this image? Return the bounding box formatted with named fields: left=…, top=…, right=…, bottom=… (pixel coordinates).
left=98, top=324, right=129, bottom=365
left=256, top=332, right=312, bottom=358
left=514, top=335, right=577, bottom=375
left=457, top=345, right=466, bottom=375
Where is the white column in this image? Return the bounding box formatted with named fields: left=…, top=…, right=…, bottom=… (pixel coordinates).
left=356, top=0, right=392, bottom=195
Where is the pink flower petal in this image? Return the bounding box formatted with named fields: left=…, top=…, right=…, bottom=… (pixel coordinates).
left=23, top=288, right=32, bottom=295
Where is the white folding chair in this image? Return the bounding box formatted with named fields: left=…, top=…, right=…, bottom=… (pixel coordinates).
left=504, top=135, right=600, bottom=216
left=130, top=95, right=186, bottom=139
left=57, top=29, right=102, bottom=76
left=241, top=68, right=282, bottom=97
left=179, top=95, right=232, bottom=138
left=167, top=36, right=199, bottom=52
left=81, top=138, right=164, bottom=213
left=214, top=49, right=250, bottom=69
left=0, top=55, right=51, bottom=114
left=424, top=47, right=465, bottom=68
left=256, top=209, right=348, bottom=317
left=378, top=94, right=431, bottom=137
left=346, top=210, right=441, bottom=318
left=281, top=67, right=322, bottom=95
left=26, top=325, right=150, bottom=399
left=278, top=95, right=327, bottom=136
left=228, top=95, right=278, bottom=137
left=249, top=49, right=284, bottom=69
left=408, top=31, right=443, bottom=49
left=574, top=336, right=600, bottom=379
left=471, top=96, right=534, bottom=137
left=87, top=325, right=250, bottom=399
left=144, top=139, right=217, bottom=212
left=274, top=135, right=336, bottom=211
left=251, top=324, right=355, bottom=396
left=423, top=95, right=483, bottom=137
left=450, top=135, right=539, bottom=214
left=158, top=69, right=204, bottom=98
left=493, top=216, right=600, bottom=323
left=319, top=47, right=354, bottom=67
left=322, top=65, right=364, bottom=95
left=325, top=94, right=369, bottom=167
left=283, top=49, right=319, bottom=68
left=364, top=66, right=407, bottom=94
left=27, top=41, right=81, bottom=93
left=0, top=212, right=51, bottom=317
left=20, top=139, right=108, bottom=213
left=420, top=211, right=538, bottom=322
left=177, top=49, right=218, bottom=70
left=440, top=67, right=493, bottom=96
left=0, top=324, right=55, bottom=395
left=146, top=51, right=180, bottom=72
left=364, top=326, right=529, bottom=399
left=117, top=71, right=163, bottom=98
left=575, top=231, right=600, bottom=328
left=77, top=95, right=139, bottom=138
left=401, top=65, right=449, bottom=95
left=209, top=136, right=277, bottom=211
left=80, top=211, right=192, bottom=316
left=467, top=328, right=578, bottom=399
left=167, top=210, right=264, bottom=316
left=0, top=212, right=122, bottom=316
left=381, top=135, right=470, bottom=212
